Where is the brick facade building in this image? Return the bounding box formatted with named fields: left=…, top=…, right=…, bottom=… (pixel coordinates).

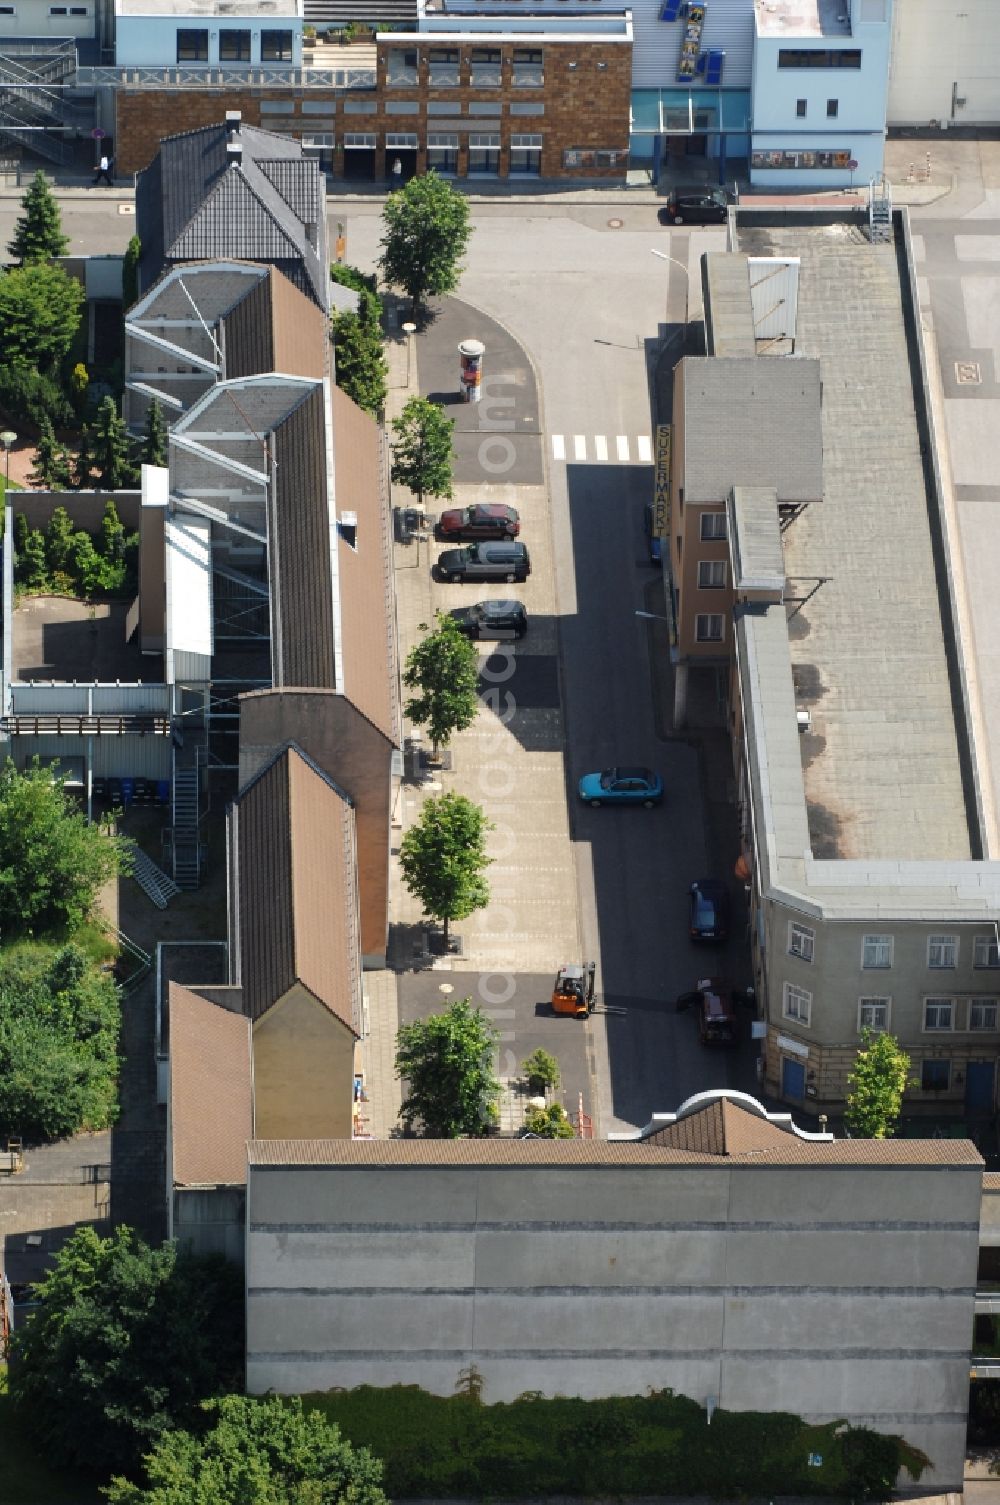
left=114, top=30, right=632, bottom=179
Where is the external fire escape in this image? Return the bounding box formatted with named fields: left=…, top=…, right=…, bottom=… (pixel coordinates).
left=0, top=39, right=85, bottom=165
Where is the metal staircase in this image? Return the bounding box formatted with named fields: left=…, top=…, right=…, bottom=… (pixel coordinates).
left=171, top=748, right=202, bottom=891
left=126, top=843, right=181, bottom=910
left=868, top=173, right=892, bottom=244
left=0, top=42, right=84, bottom=166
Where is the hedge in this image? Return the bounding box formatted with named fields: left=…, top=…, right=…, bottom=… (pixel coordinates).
left=302, top=1385, right=929, bottom=1500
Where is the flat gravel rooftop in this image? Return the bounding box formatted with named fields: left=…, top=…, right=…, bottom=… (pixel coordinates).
left=736, top=220, right=972, bottom=862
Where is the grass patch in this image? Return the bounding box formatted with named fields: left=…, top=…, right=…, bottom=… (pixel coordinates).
left=0, top=1368, right=102, bottom=1505
left=0, top=921, right=119, bottom=969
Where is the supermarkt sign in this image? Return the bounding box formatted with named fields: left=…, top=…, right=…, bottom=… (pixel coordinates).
left=653, top=423, right=672, bottom=540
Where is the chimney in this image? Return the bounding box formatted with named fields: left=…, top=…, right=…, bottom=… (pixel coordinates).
left=225, top=111, right=242, bottom=162
left=225, top=110, right=241, bottom=136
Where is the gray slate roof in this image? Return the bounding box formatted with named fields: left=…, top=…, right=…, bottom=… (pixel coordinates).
left=681, top=355, right=823, bottom=505
left=136, top=121, right=329, bottom=311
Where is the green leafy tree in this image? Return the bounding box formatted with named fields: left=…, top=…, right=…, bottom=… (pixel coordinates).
left=141, top=398, right=167, bottom=467
left=523, top=1102, right=574, bottom=1139
left=7, top=170, right=70, bottom=263
left=100, top=497, right=126, bottom=564
left=15, top=519, right=48, bottom=589
left=71, top=528, right=107, bottom=596
left=390, top=396, right=454, bottom=509
left=45, top=504, right=75, bottom=574
left=73, top=425, right=96, bottom=488
left=30, top=416, right=71, bottom=488
left=395, top=996, right=500, bottom=1137
left=331, top=308, right=388, bottom=418
left=0, top=757, right=128, bottom=938
left=845, top=1029, right=916, bottom=1139
left=403, top=611, right=479, bottom=759
left=105, top=1395, right=388, bottom=1505
left=0, top=262, right=84, bottom=376
left=522, top=1047, right=560, bottom=1093
left=0, top=365, right=73, bottom=430
left=0, top=944, right=121, bottom=1139
left=69, top=361, right=89, bottom=416
left=399, top=790, right=492, bottom=949
left=378, top=171, right=473, bottom=316
left=122, top=233, right=141, bottom=311
left=9, top=1226, right=244, bottom=1476
left=91, top=395, right=136, bottom=490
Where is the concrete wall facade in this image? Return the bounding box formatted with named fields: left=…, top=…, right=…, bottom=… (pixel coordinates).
left=245, top=1157, right=981, bottom=1489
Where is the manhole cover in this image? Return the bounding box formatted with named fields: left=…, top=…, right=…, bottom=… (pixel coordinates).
left=956, top=361, right=981, bottom=385
left=117, top=203, right=136, bottom=215
left=607, top=217, right=623, bottom=228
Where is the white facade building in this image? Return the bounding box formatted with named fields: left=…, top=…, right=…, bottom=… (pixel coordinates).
left=888, top=0, right=1000, bottom=128
left=114, top=0, right=302, bottom=69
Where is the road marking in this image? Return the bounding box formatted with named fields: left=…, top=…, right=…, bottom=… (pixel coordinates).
left=637, top=434, right=653, bottom=462
left=551, top=433, right=565, bottom=460
left=574, top=434, right=587, bottom=460
left=594, top=434, right=608, bottom=462
left=616, top=435, right=630, bottom=462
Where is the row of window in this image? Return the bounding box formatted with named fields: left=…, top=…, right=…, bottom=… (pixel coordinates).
left=787, top=923, right=1000, bottom=972
left=777, top=48, right=862, bottom=69
left=0, top=3, right=87, bottom=10
left=795, top=98, right=840, bottom=119
left=781, top=983, right=1000, bottom=1035
left=176, top=28, right=293, bottom=63
left=387, top=48, right=545, bottom=88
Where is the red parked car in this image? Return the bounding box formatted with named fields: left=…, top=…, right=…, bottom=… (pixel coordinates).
left=436, top=504, right=520, bottom=540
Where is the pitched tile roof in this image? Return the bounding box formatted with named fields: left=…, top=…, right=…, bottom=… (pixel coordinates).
left=169, top=983, right=252, bottom=1187
left=136, top=120, right=329, bottom=310
left=644, top=1097, right=796, bottom=1155
left=235, top=743, right=361, bottom=1036
left=247, top=1135, right=984, bottom=1169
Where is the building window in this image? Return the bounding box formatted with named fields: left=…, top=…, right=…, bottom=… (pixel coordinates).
left=468, top=101, right=502, bottom=116
left=923, top=998, right=953, bottom=1032
left=796, top=98, right=807, bottom=117
left=695, top=614, right=724, bottom=644
left=827, top=98, right=839, bottom=117
left=783, top=982, right=812, bottom=1026
left=858, top=997, right=890, bottom=1033
left=928, top=934, right=958, bottom=970
left=510, top=101, right=544, bottom=117
left=427, top=133, right=458, bottom=175
left=788, top=922, right=815, bottom=963
left=921, top=1059, right=950, bottom=1091
left=385, top=48, right=418, bottom=84
left=470, top=47, right=501, bottom=86
left=512, top=48, right=543, bottom=86
left=50, top=6, right=67, bottom=12
left=862, top=933, right=892, bottom=969
left=698, top=559, right=727, bottom=588
left=970, top=1000, right=999, bottom=1031
left=219, top=29, right=251, bottom=61
left=778, top=48, right=862, bottom=68
left=975, top=935, right=1000, bottom=969
left=510, top=134, right=543, bottom=176
left=700, top=511, right=727, bottom=541
left=177, top=28, right=209, bottom=61
left=428, top=48, right=460, bottom=86
left=261, top=29, right=293, bottom=62
left=468, top=133, right=500, bottom=176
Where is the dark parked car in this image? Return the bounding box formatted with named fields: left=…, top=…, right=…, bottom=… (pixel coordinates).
left=451, top=600, right=528, bottom=639
left=437, top=504, right=520, bottom=540
left=644, top=502, right=663, bottom=566
left=688, top=878, right=730, bottom=942
left=436, top=541, right=531, bottom=583
left=676, top=978, right=739, bottom=1047
left=659, top=185, right=729, bottom=225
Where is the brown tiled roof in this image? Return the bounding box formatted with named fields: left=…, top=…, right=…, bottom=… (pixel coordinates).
left=236, top=744, right=361, bottom=1035
left=224, top=267, right=328, bottom=383
left=984, top=1172, right=1000, bottom=1191
left=645, top=1098, right=795, bottom=1155
left=169, top=983, right=252, bottom=1187
left=270, top=385, right=337, bottom=690
left=248, top=1136, right=984, bottom=1169
left=332, top=385, right=399, bottom=747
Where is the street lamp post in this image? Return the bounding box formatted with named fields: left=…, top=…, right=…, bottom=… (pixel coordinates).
left=401, top=321, right=417, bottom=387
left=0, top=429, right=16, bottom=491
left=650, top=248, right=690, bottom=337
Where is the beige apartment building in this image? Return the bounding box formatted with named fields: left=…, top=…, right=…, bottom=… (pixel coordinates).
left=663, top=223, right=1000, bottom=1116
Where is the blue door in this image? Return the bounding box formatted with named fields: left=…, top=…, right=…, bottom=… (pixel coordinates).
left=966, top=1061, right=995, bottom=1116
left=782, top=1056, right=806, bottom=1100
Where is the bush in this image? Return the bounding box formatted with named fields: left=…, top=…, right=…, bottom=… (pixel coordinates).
left=303, top=1385, right=929, bottom=1501
left=0, top=364, right=73, bottom=429
left=522, top=1047, right=560, bottom=1093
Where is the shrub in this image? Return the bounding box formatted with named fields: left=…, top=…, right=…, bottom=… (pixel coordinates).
left=522, top=1047, right=560, bottom=1093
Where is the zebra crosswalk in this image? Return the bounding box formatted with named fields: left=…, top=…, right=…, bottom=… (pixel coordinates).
left=550, top=433, right=653, bottom=465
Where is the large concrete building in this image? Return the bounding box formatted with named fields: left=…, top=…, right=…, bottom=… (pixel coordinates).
left=659, top=208, right=1000, bottom=1115
left=237, top=1091, right=982, bottom=1491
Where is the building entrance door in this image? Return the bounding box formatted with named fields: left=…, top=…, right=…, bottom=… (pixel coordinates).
left=781, top=1056, right=805, bottom=1100
left=966, top=1060, right=995, bottom=1116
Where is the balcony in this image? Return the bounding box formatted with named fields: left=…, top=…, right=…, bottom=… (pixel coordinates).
left=76, top=61, right=376, bottom=89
